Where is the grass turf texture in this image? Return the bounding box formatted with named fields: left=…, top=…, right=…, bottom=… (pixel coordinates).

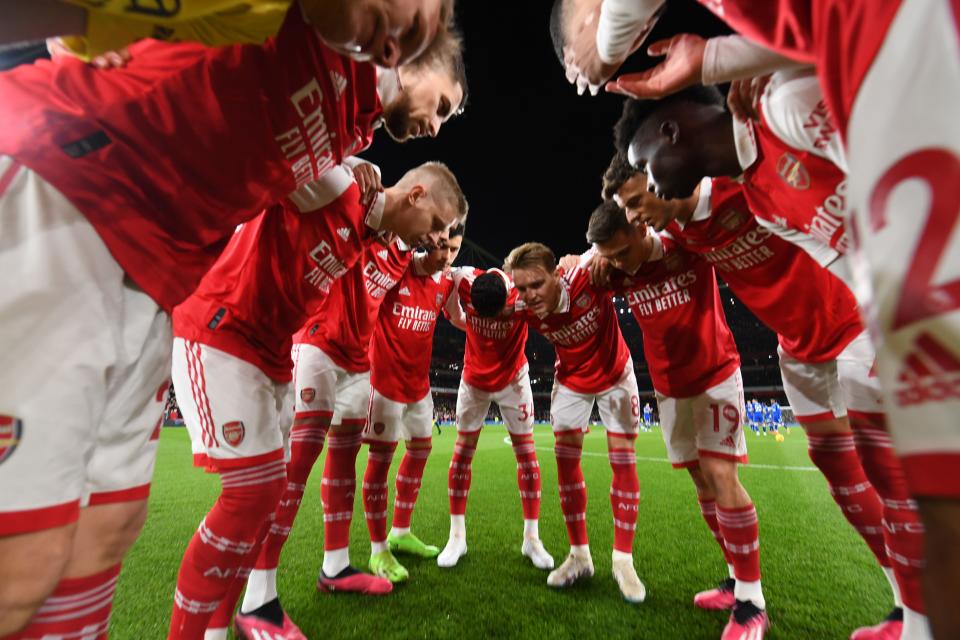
left=115, top=425, right=891, bottom=638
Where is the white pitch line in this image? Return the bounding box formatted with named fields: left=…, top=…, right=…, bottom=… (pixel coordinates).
left=501, top=436, right=817, bottom=472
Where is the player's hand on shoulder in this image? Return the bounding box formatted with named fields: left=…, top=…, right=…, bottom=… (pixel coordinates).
left=606, top=33, right=706, bottom=99
left=91, top=47, right=133, bottom=69
left=727, top=75, right=771, bottom=123
left=587, top=254, right=613, bottom=288
left=352, top=162, right=383, bottom=205
left=558, top=254, right=581, bottom=273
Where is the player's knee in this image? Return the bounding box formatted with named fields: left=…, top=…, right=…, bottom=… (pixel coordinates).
left=554, top=430, right=583, bottom=448
left=83, top=501, right=150, bottom=566
left=699, top=459, right=741, bottom=496
left=456, top=431, right=480, bottom=448
left=686, top=465, right=713, bottom=496
left=0, top=526, right=75, bottom=635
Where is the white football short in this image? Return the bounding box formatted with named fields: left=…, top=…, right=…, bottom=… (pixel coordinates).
left=291, top=343, right=370, bottom=425
left=550, top=361, right=640, bottom=435
left=777, top=346, right=847, bottom=424
left=0, top=160, right=171, bottom=536
left=171, top=338, right=288, bottom=470
left=656, top=369, right=749, bottom=467
left=845, top=0, right=960, bottom=496
left=364, top=387, right=434, bottom=443
left=456, top=365, right=535, bottom=435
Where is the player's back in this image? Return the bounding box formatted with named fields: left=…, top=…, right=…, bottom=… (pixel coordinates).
left=454, top=268, right=530, bottom=393
left=0, top=4, right=380, bottom=312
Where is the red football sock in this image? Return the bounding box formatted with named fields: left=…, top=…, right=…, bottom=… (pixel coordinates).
left=608, top=432, right=639, bottom=553
left=363, top=442, right=397, bottom=543
left=321, top=422, right=364, bottom=551
left=448, top=433, right=477, bottom=516
left=852, top=412, right=926, bottom=613
left=11, top=564, right=121, bottom=640
left=254, top=411, right=330, bottom=571
left=392, top=437, right=432, bottom=530
left=555, top=436, right=588, bottom=546
left=698, top=497, right=735, bottom=565
left=807, top=432, right=889, bottom=567
left=168, top=460, right=286, bottom=640
left=716, top=504, right=761, bottom=582
left=511, top=432, right=541, bottom=520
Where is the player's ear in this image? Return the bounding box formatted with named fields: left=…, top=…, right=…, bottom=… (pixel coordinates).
left=660, top=119, right=679, bottom=144
left=407, top=184, right=427, bottom=206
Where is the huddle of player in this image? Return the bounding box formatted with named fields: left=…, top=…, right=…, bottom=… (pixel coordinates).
left=0, top=1, right=957, bottom=639
left=540, top=1, right=958, bottom=639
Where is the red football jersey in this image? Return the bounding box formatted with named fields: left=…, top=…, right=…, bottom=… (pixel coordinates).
left=740, top=112, right=850, bottom=255
left=296, top=237, right=413, bottom=374
left=515, top=265, right=631, bottom=395
left=369, top=258, right=457, bottom=403
left=173, top=166, right=381, bottom=382
left=664, top=178, right=862, bottom=363
left=452, top=268, right=529, bottom=393
left=611, top=246, right=740, bottom=398
left=696, top=0, right=902, bottom=137
left=0, top=4, right=381, bottom=313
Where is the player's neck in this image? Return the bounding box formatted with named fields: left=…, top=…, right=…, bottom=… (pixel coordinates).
left=701, top=111, right=742, bottom=179
left=674, top=182, right=701, bottom=225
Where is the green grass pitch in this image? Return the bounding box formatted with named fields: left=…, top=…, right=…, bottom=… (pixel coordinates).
left=114, top=425, right=891, bottom=638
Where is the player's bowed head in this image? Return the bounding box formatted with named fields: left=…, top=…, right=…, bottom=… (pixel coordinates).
left=384, top=26, right=469, bottom=142
left=601, top=152, right=697, bottom=232
left=504, top=242, right=563, bottom=317
left=382, top=161, right=468, bottom=249
left=613, top=85, right=740, bottom=202
left=586, top=200, right=654, bottom=275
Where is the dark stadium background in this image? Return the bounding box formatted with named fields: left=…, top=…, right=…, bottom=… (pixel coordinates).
left=0, top=1, right=784, bottom=417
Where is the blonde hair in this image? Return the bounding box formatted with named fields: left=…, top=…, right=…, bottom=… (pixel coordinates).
left=399, top=161, right=469, bottom=223
left=504, top=242, right=556, bottom=274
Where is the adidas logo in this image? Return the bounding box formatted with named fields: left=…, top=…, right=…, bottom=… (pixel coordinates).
left=377, top=249, right=389, bottom=260
left=399, top=286, right=411, bottom=296
left=895, top=331, right=960, bottom=406
left=330, top=70, right=348, bottom=99
left=720, top=436, right=736, bottom=448
left=336, top=227, right=350, bottom=241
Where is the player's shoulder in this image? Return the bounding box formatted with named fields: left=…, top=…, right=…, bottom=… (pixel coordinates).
left=285, top=164, right=357, bottom=213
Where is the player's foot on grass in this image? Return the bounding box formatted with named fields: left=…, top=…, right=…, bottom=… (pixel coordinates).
left=849, top=608, right=903, bottom=640
left=317, top=566, right=393, bottom=594
left=611, top=554, right=646, bottom=603
left=388, top=531, right=440, bottom=558
left=234, top=600, right=306, bottom=640
left=547, top=548, right=594, bottom=588
left=369, top=549, right=409, bottom=583
left=521, top=538, right=555, bottom=570
left=721, top=600, right=768, bottom=640
left=694, top=577, right=736, bottom=610
left=437, top=535, right=467, bottom=568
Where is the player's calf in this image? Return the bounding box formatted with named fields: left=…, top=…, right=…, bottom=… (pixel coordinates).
left=439, top=431, right=479, bottom=568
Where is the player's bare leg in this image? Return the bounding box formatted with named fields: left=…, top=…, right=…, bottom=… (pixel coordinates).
left=607, top=431, right=645, bottom=603
left=438, top=430, right=480, bottom=568
left=700, top=457, right=768, bottom=639
left=0, top=524, right=75, bottom=635
left=388, top=437, right=439, bottom=558
left=548, top=429, right=594, bottom=589
left=317, top=420, right=390, bottom=594
left=687, top=467, right=738, bottom=610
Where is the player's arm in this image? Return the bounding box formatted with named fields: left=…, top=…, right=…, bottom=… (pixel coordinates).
left=445, top=268, right=468, bottom=331
left=761, top=69, right=849, bottom=172
left=752, top=216, right=853, bottom=287
left=607, top=34, right=805, bottom=101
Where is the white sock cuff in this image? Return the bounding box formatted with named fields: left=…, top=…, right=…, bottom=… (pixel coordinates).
left=611, top=549, right=633, bottom=563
